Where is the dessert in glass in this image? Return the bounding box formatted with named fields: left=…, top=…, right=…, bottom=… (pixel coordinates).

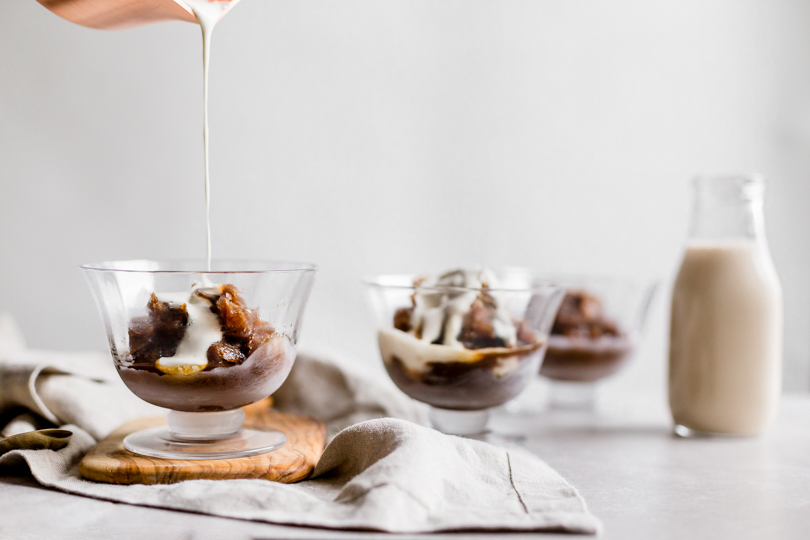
left=365, top=268, right=564, bottom=436
left=537, top=276, right=657, bottom=410
left=81, top=260, right=316, bottom=459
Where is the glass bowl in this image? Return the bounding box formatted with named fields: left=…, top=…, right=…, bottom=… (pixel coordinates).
left=536, top=275, right=658, bottom=410
left=365, top=269, right=564, bottom=437
left=81, top=259, right=316, bottom=459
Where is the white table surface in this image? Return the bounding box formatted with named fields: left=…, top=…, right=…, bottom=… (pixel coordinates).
left=2, top=394, right=809, bottom=540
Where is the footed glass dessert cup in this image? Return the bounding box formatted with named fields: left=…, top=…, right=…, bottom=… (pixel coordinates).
left=365, top=269, right=564, bottom=438
left=82, top=260, right=316, bottom=459
left=526, top=275, right=658, bottom=412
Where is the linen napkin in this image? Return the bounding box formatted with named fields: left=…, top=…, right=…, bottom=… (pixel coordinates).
left=0, top=314, right=600, bottom=534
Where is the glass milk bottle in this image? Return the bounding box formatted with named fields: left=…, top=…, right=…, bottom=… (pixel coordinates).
left=669, top=175, right=782, bottom=436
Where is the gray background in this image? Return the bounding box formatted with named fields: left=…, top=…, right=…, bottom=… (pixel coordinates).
left=2, top=0, right=809, bottom=397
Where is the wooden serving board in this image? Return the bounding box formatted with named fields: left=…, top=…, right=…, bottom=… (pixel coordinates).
left=79, top=401, right=326, bottom=485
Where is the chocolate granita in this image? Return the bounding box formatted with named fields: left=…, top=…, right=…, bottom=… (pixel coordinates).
left=379, top=269, right=546, bottom=410
left=540, top=291, right=633, bottom=382
left=117, top=283, right=295, bottom=412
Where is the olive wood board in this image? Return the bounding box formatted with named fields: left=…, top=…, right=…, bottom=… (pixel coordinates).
left=79, top=403, right=326, bottom=485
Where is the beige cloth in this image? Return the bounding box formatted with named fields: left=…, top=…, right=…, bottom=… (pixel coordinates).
left=0, top=315, right=600, bottom=534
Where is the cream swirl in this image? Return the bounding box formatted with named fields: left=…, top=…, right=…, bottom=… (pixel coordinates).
left=408, top=268, right=517, bottom=349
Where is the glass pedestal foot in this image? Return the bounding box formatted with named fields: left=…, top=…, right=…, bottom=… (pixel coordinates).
left=429, top=407, right=489, bottom=436
left=428, top=407, right=525, bottom=446
left=548, top=381, right=597, bottom=411
left=673, top=424, right=754, bottom=439
left=123, top=409, right=287, bottom=460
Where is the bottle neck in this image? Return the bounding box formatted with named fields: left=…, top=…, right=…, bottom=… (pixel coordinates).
left=688, top=176, right=766, bottom=243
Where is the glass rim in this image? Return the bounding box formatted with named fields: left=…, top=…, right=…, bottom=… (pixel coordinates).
left=693, top=173, right=765, bottom=189
left=363, top=273, right=564, bottom=294
left=80, top=259, right=318, bottom=275
left=530, top=272, right=659, bottom=289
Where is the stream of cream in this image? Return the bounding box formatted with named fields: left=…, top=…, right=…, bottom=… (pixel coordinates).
left=147, top=2, right=239, bottom=369
left=182, top=0, right=239, bottom=270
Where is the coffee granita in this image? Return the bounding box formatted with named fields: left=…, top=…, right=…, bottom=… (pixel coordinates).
left=378, top=269, right=545, bottom=410
left=118, top=283, right=294, bottom=411
left=540, top=291, right=633, bottom=382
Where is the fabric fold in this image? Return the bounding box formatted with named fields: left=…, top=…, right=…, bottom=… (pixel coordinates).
left=0, top=315, right=600, bottom=534
left=0, top=419, right=600, bottom=534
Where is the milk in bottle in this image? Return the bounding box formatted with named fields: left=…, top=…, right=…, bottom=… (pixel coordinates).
left=669, top=175, right=782, bottom=436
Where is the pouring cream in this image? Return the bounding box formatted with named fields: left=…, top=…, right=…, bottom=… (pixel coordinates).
left=182, top=0, right=240, bottom=270
left=150, top=1, right=240, bottom=374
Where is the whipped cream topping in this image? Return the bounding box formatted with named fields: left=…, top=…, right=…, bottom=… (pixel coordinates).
left=408, top=268, right=517, bottom=349
left=155, top=285, right=223, bottom=367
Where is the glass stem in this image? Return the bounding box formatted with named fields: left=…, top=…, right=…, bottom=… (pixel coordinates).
left=167, top=409, right=245, bottom=441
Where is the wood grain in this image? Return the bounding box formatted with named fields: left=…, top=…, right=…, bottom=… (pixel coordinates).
left=79, top=401, right=325, bottom=485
